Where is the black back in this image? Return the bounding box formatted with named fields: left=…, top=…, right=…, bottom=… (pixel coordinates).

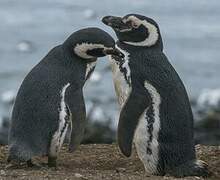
left=117, top=41, right=195, bottom=169
left=9, top=45, right=87, bottom=156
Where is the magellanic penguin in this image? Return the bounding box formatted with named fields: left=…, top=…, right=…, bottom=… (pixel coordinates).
left=102, top=14, right=210, bottom=177
left=8, top=27, right=124, bottom=167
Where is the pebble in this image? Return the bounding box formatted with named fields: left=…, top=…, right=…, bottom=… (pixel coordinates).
left=0, top=170, right=6, bottom=175
left=90, top=106, right=106, bottom=122
left=89, top=71, right=101, bottom=83
left=16, top=40, right=33, bottom=53
left=83, top=9, right=96, bottom=20
left=0, top=116, right=3, bottom=127
left=74, top=173, right=83, bottom=178
left=163, top=177, right=169, bottom=179
left=195, top=177, right=201, bottom=179
left=116, top=167, right=126, bottom=173
left=1, top=90, right=16, bottom=104
left=197, top=88, right=220, bottom=110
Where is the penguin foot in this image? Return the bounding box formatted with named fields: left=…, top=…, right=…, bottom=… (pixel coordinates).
left=5, top=163, right=22, bottom=169
left=6, top=161, right=29, bottom=169
left=169, top=160, right=211, bottom=177
left=6, top=156, right=27, bottom=169
left=69, top=144, right=78, bottom=153
left=48, top=156, right=57, bottom=168
left=26, top=159, right=34, bottom=167
left=26, top=159, right=43, bottom=169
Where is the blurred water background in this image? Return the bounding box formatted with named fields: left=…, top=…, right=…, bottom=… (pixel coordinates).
left=0, top=0, right=219, bottom=144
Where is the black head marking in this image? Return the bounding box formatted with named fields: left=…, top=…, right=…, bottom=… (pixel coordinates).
left=86, top=48, right=105, bottom=57
left=87, top=47, right=124, bottom=58
left=102, top=14, right=163, bottom=49
left=62, top=27, right=123, bottom=60
left=65, top=28, right=115, bottom=49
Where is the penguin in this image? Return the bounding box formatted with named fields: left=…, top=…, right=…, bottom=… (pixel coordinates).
left=102, top=14, right=210, bottom=177
left=8, top=27, right=124, bottom=168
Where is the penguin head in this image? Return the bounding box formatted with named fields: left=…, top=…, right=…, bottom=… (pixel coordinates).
left=102, top=14, right=163, bottom=49
left=63, top=27, right=124, bottom=60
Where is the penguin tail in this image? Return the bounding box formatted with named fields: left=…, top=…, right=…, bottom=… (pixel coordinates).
left=169, top=159, right=211, bottom=177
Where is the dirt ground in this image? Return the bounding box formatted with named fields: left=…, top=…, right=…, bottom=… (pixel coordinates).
left=0, top=144, right=219, bottom=180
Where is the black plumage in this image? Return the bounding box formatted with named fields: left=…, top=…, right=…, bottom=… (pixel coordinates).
left=8, top=27, right=120, bottom=167
left=103, top=14, right=209, bottom=177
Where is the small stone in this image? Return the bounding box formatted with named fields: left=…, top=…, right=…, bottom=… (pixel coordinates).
left=197, top=88, right=220, bottom=110
left=91, top=106, right=106, bottom=122
left=163, top=177, right=169, bottom=179
left=74, top=173, right=83, bottom=178
left=16, top=40, right=33, bottom=53
left=89, top=72, right=101, bottom=83
left=116, top=167, right=126, bottom=173
left=83, top=9, right=96, bottom=20
left=0, top=170, right=6, bottom=175
left=1, top=90, right=16, bottom=104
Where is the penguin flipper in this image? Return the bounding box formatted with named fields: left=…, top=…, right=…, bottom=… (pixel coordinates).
left=118, top=90, right=150, bottom=157
left=65, top=88, right=86, bottom=152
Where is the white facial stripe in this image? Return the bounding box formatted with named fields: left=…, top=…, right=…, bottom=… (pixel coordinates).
left=74, top=43, right=104, bottom=59
left=50, top=83, right=70, bottom=157
left=123, top=16, right=159, bottom=47
left=74, top=43, right=113, bottom=59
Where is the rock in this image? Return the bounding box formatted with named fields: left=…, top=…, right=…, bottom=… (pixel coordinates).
left=194, top=112, right=220, bottom=145
left=74, top=173, right=83, bottom=178
left=83, top=9, right=97, bottom=20
left=116, top=167, right=126, bottom=173
left=16, top=40, right=34, bottom=53
left=90, top=106, right=106, bottom=122
left=0, top=144, right=219, bottom=179
left=0, top=116, right=3, bottom=128
left=83, top=119, right=115, bottom=144
left=89, top=71, right=101, bottom=83
left=194, top=89, right=220, bottom=145
left=1, top=90, right=16, bottom=105
left=197, top=88, right=220, bottom=112
left=0, top=116, right=9, bottom=145
left=0, top=170, right=6, bottom=175
left=86, top=100, right=108, bottom=123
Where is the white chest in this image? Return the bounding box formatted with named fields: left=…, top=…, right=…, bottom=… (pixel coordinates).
left=109, top=46, right=131, bottom=108
left=50, top=83, right=71, bottom=156
left=85, top=61, right=97, bottom=80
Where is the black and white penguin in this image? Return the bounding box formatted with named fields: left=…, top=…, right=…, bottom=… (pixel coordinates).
left=102, top=14, right=209, bottom=177
left=8, top=27, right=123, bottom=167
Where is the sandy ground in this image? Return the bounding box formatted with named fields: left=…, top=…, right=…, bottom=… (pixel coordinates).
left=0, top=144, right=219, bottom=180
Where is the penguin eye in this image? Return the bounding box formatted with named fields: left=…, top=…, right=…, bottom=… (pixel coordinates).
left=131, top=21, right=139, bottom=29
left=125, top=20, right=139, bottom=29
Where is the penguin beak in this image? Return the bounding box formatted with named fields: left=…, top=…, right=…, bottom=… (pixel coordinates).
left=103, top=48, right=124, bottom=58
left=102, top=16, right=132, bottom=31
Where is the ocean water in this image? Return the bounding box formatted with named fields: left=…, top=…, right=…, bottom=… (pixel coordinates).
left=0, top=0, right=220, bottom=128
